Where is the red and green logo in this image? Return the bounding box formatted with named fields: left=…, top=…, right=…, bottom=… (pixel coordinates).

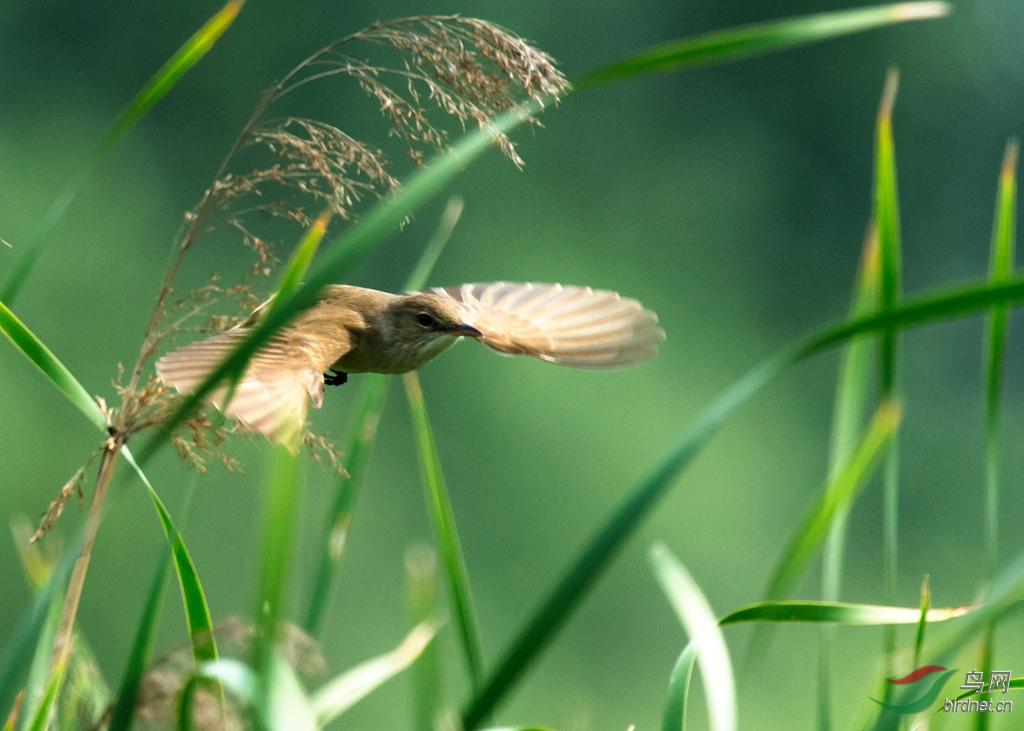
left=872, top=665, right=958, bottom=714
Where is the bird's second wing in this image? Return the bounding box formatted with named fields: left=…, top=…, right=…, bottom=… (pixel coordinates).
left=431, top=282, right=665, bottom=368
left=156, top=326, right=349, bottom=446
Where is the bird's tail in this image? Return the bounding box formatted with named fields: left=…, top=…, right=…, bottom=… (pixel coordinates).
left=156, top=330, right=324, bottom=447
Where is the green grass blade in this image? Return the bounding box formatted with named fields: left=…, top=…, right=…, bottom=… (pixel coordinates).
left=0, top=301, right=106, bottom=432
left=977, top=140, right=1017, bottom=731
left=270, top=210, right=332, bottom=313
left=1, top=0, right=245, bottom=305
left=252, top=445, right=302, bottom=691
left=0, top=531, right=81, bottom=723
left=310, top=620, right=439, bottom=727
left=748, top=402, right=899, bottom=663
left=107, top=547, right=172, bottom=731
left=262, top=654, right=317, bottom=731
left=404, top=371, right=485, bottom=688
left=406, top=545, right=441, bottom=731
left=913, top=576, right=931, bottom=670
left=873, top=70, right=903, bottom=686
left=720, top=600, right=972, bottom=626
left=141, top=102, right=540, bottom=463
left=302, top=198, right=463, bottom=636
left=0, top=294, right=219, bottom=667
left=13, top=585, right=62, bottom=731
left=662, top=642, right=698, bottom=731
left=819, top=225, right=879, bottom=731
left=762, top=402, right=901, bottom=604
left=404, top=197, right=465, bottom=292
left=123, top=452, right=217, bottom=662
left=303, top=373, right=389, bottom=636
left=574, top=2, right=948, bottom=89
left=22, top=655, right=66, bottom=731
left=649, top=544, right=736, bottom=731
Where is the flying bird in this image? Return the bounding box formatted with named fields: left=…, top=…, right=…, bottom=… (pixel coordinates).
left=157, top=282, right=665, bottom=445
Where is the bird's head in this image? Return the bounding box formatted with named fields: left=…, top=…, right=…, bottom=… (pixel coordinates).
left=378, top=292, right=482, bottom=371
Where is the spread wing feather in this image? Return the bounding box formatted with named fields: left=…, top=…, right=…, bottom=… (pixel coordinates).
left=156, top=328, right=346, bottom=447
left=431, top=282, right=665, bottom=368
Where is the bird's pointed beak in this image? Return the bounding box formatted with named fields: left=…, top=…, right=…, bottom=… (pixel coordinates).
left=452, top=322, right=482, bottom=338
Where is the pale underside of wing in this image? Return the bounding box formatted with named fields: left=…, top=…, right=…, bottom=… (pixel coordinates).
left=155, top=328, right=346, bottom=446
left=431, top=282, right=665, bottom=368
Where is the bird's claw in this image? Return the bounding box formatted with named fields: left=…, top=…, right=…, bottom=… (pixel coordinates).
left=324, top=370, right=348, bottom=386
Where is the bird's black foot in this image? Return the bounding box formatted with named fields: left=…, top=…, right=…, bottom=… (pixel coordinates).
left=324, top=370, right=348, bottom=386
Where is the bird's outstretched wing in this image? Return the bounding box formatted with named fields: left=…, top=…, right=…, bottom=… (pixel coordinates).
left=156, top=326, right=349, bottom=447
left=431, top=282, right=665, bottom=368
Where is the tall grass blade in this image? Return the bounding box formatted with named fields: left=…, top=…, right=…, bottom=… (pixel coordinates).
left=407, top=545, right=441, bottom=731
left=720, top=599, right=972, bottom=626
left=662, top=642, right=698, bottom=731
left=977, top=139, right=1017, bottom=731
left=819, top=225, right=879, bottom=731
left=873, top=69, right=903, bottom=684
left=1, top=0, right=245, bottom=305
left=404, top=371, right=485, bottom=688
left=649, top=544, right=736, bottom=731
left=107, top=547, right=172, bottom=731
left=143, top=103, right=539, bottom=461
left=575, top=3, right=948, bottom=89
left=303, top=197, right=463, bottom=636
left=22, top=655, right=66, bottom=731
left=0, top=531, right=80, bottom=723
left=12, top=585, right=61, bottom=731
left=310, top=620, right=439, bottom=726
left=252, top=444, right=302, bottom=703
left=179, top=659, right=256, bottom=731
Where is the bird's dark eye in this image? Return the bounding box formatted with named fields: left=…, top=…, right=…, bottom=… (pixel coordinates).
left=416, top=313, right=435, bottom=328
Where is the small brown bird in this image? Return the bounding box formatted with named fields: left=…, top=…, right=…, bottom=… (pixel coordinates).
left=157, top=282, right=665, bottom=445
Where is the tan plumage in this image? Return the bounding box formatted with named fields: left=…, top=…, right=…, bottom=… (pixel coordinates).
left=157, top=282, right=664, bottom=446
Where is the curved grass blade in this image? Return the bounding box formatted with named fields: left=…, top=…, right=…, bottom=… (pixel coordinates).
left=575, top=2, right=948, bottom=89
left=819, top=225, right=879, bottom=731
left=107, top=547, right=172, bottom=731
left=303, top=197, right=463, bottom=636
left=649, top=544, right=735, bottom=731
left=873, top=70, right=903, bottom=686
left=0, top=296, right=219, bottom=666
left=720, top=600, right=973, bottom=626
left=142, top=101, right=540, bottom=464
left=124, top=456, right=217, bottom=662
left=406, top=545, right=441, bottom=731
left=0, top=301, right=106, bottom=432
left=404, top=372, right=484, bottom=688
left=662, top=642, right=698, bottom=731
left=1, top=0, right=245, bottom=305
left=311, top=620, right=439, bottom=727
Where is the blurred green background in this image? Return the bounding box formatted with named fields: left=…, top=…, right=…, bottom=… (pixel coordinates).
left=2, top=0, right=1024, bottom=728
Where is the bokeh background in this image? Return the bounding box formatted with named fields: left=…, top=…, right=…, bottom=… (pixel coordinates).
left=2, top=0, right=1024, bottom=728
